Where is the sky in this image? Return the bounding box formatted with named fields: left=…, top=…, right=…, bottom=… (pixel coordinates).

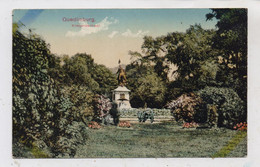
left=13, top=9, right=217, bottom=68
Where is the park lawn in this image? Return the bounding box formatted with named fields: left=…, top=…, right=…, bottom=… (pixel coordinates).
left=75, top=121, right=247, bottom=158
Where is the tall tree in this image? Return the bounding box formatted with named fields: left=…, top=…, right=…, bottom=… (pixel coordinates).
left=206, top=9, right=247, bottom=101
left=126, top=63, right=166, bottom=108
left=62, top=53, right=99, bottom=91
left=165, top=24, right=220, bottom=91
left=206, top=9, right=247, bottom=57
left=141, top=36, right=170, bottom=81
left=90, top=64, right=117, bottom=95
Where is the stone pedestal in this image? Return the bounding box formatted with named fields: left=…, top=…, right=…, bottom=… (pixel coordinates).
left=112, top=86, right=131, bottom=109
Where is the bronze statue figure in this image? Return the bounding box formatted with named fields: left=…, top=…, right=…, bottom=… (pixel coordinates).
left=116, top=65, right=127, bottom=86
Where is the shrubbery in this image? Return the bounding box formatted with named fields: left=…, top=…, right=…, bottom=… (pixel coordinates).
left=197, top=87, right=246, bottom=129
left=167, top=87, right=246, bottom=129
left=12, top=26, right=90, bottom=158
left=167, top=93, right=206, bottom=123
left=61, top=85, right=95, bottom=123
left=118, top=108, right=171, bottom=117
left=137, top=109, right=154, bottom=123
left=54, top=121, right=88, bottom=157
left=92, top=94, right=112, bottom=123
left=109, top=103, right=120, bottom=125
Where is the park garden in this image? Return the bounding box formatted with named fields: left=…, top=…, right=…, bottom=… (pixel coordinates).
left=12, top=9, right=247, bottom=158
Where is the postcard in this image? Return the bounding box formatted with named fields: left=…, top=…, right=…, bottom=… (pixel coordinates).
left=11, top=8, right=248, bottom=159
left=1, top=1, right=260, bottom=166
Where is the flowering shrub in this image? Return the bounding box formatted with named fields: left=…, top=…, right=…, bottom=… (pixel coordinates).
left=93, top=94, right=112, bottom=122
left=233, top=122, right=247, bottom=131
left=182, top=122, right=199, bottom=128
left=88, top=121, right=101, bottom=129
left=166, top=93, right=205, bottom=123
left=118, top=121, right=131, bottom=128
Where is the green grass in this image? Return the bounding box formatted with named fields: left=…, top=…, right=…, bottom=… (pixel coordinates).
left=212, top=130, right=247, bottom=158
left=75, top=121, right=247, bottom=158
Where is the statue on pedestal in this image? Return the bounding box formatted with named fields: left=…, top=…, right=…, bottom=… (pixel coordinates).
left=112, top=59, right=132, bottom=109
left=116, top=63, right=127, bottom=86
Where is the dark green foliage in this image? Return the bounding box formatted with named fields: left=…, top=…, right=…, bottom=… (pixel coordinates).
left=12, top=25, right=89, bottom=157
left=47, top=54, right=65, bottom=85
left=90, top=64, right=117, bottom=95
left=167, top=88, right=243, bottom=129
left=137, top=109, right=154, bottom=123
left=12, top=139, right=34, bottom=158
left=128, top=24, right=223, bottom=105
left=54, top=121, right=88, bottom=157
left=126, top=64, right=166, bottom=108
left=197, top=87, right=246, bottom=129
left=127, top=10, right=247, bottom=129
left=165, top=25, right=220, bottom=92
left=139, top=36, right=170, bottom=81
left=206, top=8, right=247, bottom=102
left=51, top=53, right=117, bottom=95
left=206, top=9, right=247, bottom=56
left=13, top=26, right=61, bottom=152
left=109, top=103, right=120, bottom=125
left=60, top=85, right=95, bottom=123
left=62, top=54, right=99, bottom=91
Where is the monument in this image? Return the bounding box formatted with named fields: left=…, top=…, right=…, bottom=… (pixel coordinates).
left=112, top=60, right=131, bottom=109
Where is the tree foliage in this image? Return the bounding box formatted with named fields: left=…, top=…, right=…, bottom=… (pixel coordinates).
left=13, top=24, right=90, bottom=157
left=165, top=24, right=220, bottom=91
left=49, top=53, right=117, bottom=95
left=128, top=24, right=222, bottom=105
left=206, top=8, right=247, bottom=101
left=126, top=63, right=166, bottom=108
left=128, top=9, right=247, bottom=113
left=206, top=9, right=247, bottom=56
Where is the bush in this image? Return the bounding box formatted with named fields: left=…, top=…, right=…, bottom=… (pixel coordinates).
left=197, top=86, right=246, bottom=129
left=92, top=94, right=112, bottom=122
left=137, top=109, right=154, bottom=123
left=12, top=26, right=90, bottom=158
left=166, top=93, right=205, bottom=123
left=42, top=121, right=87, bottom=158
left=109, top=103, right=120, bottom=125
left=61, top=85, right=95, bottom=123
